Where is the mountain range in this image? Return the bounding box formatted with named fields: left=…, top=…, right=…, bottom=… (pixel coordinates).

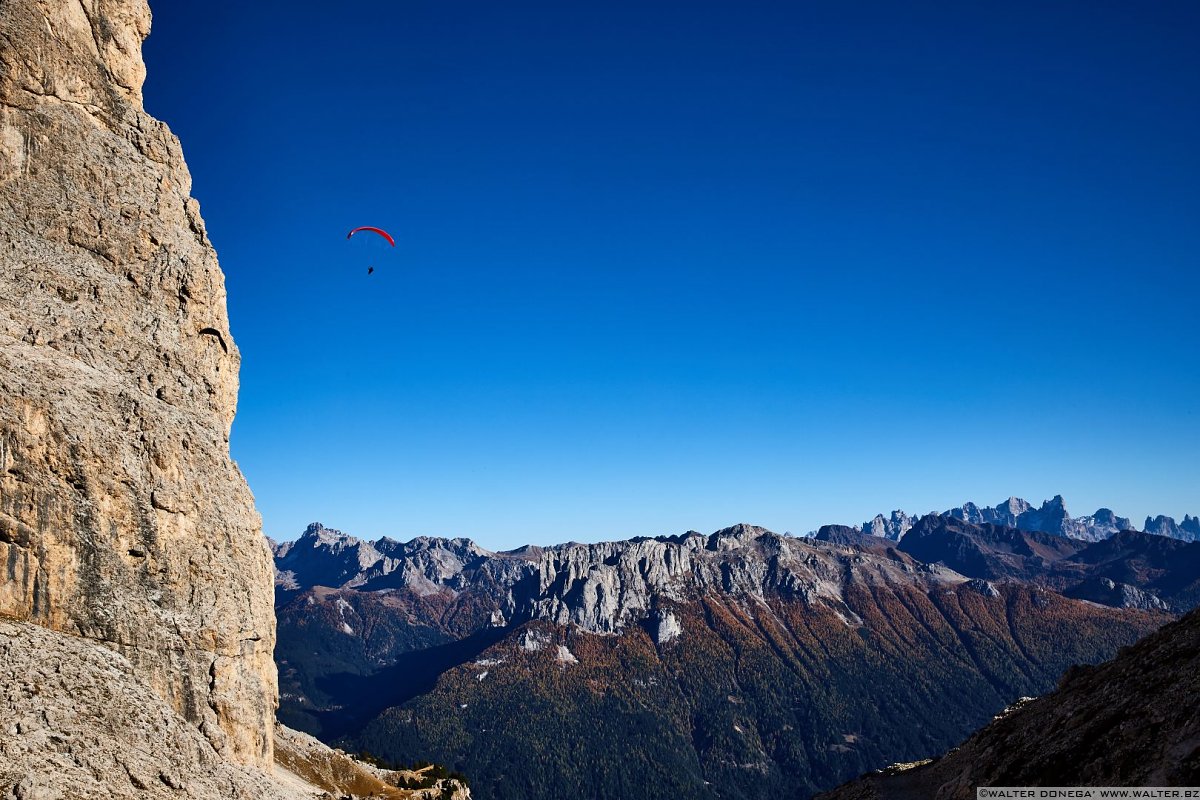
left=858, top=495, right=1198, bottom=543
left=270, top=498, right=1200, bottom=799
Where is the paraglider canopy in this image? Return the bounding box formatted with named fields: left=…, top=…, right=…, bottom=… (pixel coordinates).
left=346, top=226, right=396, bottom=247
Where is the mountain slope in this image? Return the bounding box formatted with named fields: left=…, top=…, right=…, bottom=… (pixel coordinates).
left=817, top=607, right=1200, bottom=798
left=273, top=523, right=1172, bottom=799
left=347, top=585, right=1161, bottom=800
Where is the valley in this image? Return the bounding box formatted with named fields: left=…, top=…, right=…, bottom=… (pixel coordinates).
left=272, top=502, right=1195, bottom=799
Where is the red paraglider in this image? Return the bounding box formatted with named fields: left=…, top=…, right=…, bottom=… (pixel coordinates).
left=346, top=226, right=396, bottom=247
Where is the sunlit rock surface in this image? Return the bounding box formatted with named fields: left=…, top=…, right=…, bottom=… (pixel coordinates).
left=0, top=0, right=275, bottom=768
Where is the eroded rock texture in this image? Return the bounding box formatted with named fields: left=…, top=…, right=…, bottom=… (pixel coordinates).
left=0, top=0, right=276, bottom=767
left=0, top=620, right=295, bottom=799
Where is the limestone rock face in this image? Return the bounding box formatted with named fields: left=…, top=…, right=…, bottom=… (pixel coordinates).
left=860, top=509, right=916, bottom=540
left=275, top=523, right=964, bottom=635
left=0, top=0, right=276, bottom=767
left=0, top=621, right=295, bottom=800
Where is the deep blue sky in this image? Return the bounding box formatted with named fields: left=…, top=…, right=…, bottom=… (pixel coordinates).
left=143, top=1, right=1199, bottom=547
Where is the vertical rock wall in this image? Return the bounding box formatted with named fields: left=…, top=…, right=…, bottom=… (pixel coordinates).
left=0, top=0, right=276, bottom=767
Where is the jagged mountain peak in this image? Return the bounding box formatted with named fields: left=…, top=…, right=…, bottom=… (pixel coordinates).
left=861, top=509, right=917, bottom=540
left=303, top=521, right=359, bottom=543
left=274, top=520, right=965, bottom=634
left=999, top=495, right=1034, bottom=515
left=1142, top=513, right=1199, bottom=541
left=857, top=494, right=1184, bottom=543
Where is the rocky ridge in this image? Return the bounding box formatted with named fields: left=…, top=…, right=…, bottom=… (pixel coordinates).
left=279, top=509, right=1200, bottom=629
left=273, top=725, right=469, bottom=800
left=856, top=495, right=1191, bottom=543
left=273, top=522, right=1170, bottom=800
left=858, top=515, right=1200, bottom=613
left=275, top=522, right=966, bottom=636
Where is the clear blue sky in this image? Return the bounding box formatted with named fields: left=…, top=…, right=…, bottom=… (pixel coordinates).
left=142, top=1, right=1199, bottom=548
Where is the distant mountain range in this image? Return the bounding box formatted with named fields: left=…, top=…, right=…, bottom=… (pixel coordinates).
left=856, top=494, right=1199, bottom=543
left=268, top=495, right=1200, bottom=799
left=818, top=515, right=1200, bottom=613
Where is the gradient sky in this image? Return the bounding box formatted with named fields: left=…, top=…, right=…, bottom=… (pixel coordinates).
left=142, top=1, right=1199, bottom=548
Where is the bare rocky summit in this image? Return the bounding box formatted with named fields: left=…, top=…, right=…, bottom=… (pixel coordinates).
left=275, top=522, right=969, bottom=635
left=0, top=0, right=278, bottom=768
left=853, top=495, right=1193, bottom=543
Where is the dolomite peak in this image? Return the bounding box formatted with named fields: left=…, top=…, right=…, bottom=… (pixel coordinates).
left=1, top=0, right=276, bottom=769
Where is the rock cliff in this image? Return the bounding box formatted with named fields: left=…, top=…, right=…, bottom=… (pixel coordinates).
left=275, top=523, right=968, bottom=635
left=0, top=0, right=275, bottom=768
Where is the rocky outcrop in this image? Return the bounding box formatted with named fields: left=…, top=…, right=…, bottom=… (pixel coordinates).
left=0, top=0, right=275, bottom=768
left=817, top=608, right=1200, bottom=798
left=1145, top=514, right=1200, bottom=542
left=860, top=510, right=916, bottom=541
left=0, top=620, right=296, bottom=800
left=1064, top=576, right=1169, bottom=611
left=274, top=725, right=470, bottom=799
